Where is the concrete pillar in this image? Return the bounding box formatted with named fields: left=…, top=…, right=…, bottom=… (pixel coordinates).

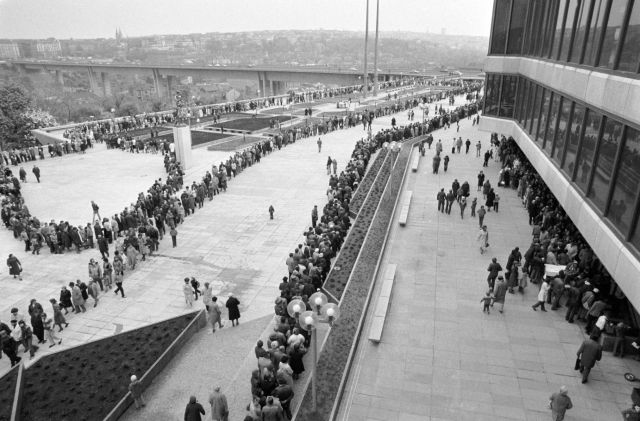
left=87, top=67, right=101, bottom=96
left=269, top=80, right=274, bottom=97
left=363, top=0, right=370, bottom=97
left=55, top=70, right=64, bottom=86
left=152, top=68, right=166, bottom=99
left=101, top=72, right=112, bottom=97
left=373, top=0, right=380, bottom=96
left=173, top=125, right=193, bottom=169
left=167, top=75, right=175, bottom=99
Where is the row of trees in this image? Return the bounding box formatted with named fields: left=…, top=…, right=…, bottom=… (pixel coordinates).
left=0, top=85, right=57, bottom=147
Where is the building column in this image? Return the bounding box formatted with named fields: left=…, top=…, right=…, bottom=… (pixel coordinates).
left=101, top=72, right=112, bottom=97
left=167, top=75, right=175, bottom=100
left=87, top=67, right=101, bottom=96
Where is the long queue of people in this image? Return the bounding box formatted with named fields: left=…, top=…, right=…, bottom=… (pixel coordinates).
left=242, top=95, right=481, bottom=420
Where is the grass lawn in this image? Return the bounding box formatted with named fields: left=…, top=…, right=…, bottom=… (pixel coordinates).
left=208, top=115, right=293, bottom=132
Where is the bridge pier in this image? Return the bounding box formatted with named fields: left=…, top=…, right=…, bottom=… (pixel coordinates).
left=152, top=68, right=167, bottom=99
left=54, top=70, right=64, bottom=86
left=101, top=72, right=112, bottom=97
left=87, top=68, right=102, bottom=96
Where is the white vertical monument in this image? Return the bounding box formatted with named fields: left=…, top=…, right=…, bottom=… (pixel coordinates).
left=173, top=90, right=193, bottom=169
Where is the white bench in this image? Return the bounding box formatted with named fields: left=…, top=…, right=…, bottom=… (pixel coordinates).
left=369, top=264, right=397, bottom=343
left=398, top=191, right=413, bottom=226
left=411, top=154, right=420, bottom=172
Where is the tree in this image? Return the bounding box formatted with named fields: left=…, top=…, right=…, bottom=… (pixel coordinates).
left=0, top=84, right=57, bottom=146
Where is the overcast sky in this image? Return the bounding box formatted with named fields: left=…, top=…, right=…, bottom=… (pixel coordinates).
left=0, top=0, right=492, bottom=39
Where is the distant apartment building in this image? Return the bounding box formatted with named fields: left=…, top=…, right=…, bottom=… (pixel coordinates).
left=36, top=39, right=62, bottom=58
left=0, top=41, right=20, bottom=59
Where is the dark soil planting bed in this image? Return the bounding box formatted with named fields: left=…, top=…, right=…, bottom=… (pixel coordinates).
left=349, top=148, right=389, bottom=218
left=190, top=131, right=232, bottom=146
left=209, top=115, right=293, bottom=131
left=19, top=311, right=198, bottom=421
left=0, top=365, right=18, bottom=421
left=297, top=139, right=417, bottom=421
left=323, top=152, right=394, bottom=301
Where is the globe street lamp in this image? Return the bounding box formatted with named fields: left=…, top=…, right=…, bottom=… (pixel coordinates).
left=293, top=291, right=341, bottom=413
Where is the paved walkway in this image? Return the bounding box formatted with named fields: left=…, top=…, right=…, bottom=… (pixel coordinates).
left=335, top=117, right=639, bottom=421
left=118, top=94, right=467, bottom=420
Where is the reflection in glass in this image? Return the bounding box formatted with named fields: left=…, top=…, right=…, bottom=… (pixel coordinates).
left=588, top=117, right=623, bottom=212
left=518, top=80, right=530, bottom=124
left=544, top=93, right=561, bottom=155
left=543, top=0, right=561, bottom=56
left=575, top=109, right=602, bottom=192
left=536, top=89, right=552, bottom=143
left=529, top=85, right=543, bottom=135
left=563, top=103, right=584, bottom=176
left=618, top=2, right=640, bottom=71
left=583, top=0, right=607, bottom=65
left=599, top=0, right=628, bottom=69
left=559, top=0, right=580, bottom=61
left=490, top=0, right=512, bottom=54
left=569, top=0, right=593, bottom=63
left=552, top=0, right=569, bottom=58
left=508, top=0, right=529, bottom=54
left=484, top=75, right=500, bottom=116
left=499, top=76, right=517, bottom=118
left=552, top=98, right=572, bottom=165
left=524, top=84, right=537, bottom=129
left=609, top=127, right=640, bottom=236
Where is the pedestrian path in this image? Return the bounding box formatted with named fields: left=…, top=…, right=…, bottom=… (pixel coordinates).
left=335, top=116, right=639, bottom=420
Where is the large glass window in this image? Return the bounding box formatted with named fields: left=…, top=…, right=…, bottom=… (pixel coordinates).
left=544, top=93, right=561, bottom=155
left=583, top=0, right=608, bottom=66
left=618, top=2, right=640, bottom=72
left=499, top=75, right=518, bottom=117
left=588, top=117, right=623, bottom=212
left=609, top=127, right=640, bottom=235
left=490, top=0, right=512, bottom=54
left=552, top=98, right=572, bottom=165
left=570, top=0, right=593, bottom=63
left=553, top=0, right=569, bottom=59
left=529, top=85, right=543, bottom=135
left=536, top=89, right=552, bottom=143
left=599, top=0, right=628, bottom=69
left=543, top=0, right=561, bottom=57
left=507, top=0, right=528, bottom=54
left=631, top=211, right=640, bottom=251
left=528, top=0, right=546, bottom=55
left=560, top=0, right=581, bottom=61
left=484, top=74, right=500, bottom=116
left=563, top=103, right=585, bottom=176
left=575, top=109, right=602, bottom=191
left=518, top=79, right=530, bottom=124
left=524, top=83, right=537, bottom=128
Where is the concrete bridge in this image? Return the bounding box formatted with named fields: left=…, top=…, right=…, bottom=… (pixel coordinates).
left=7, top=60, right=445, bottom=99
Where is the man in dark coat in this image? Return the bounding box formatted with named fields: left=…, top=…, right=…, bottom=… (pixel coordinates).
left=486, top=258, right=502, bottom=291
left=184, top=396, right=205, bottom=421
left=32, top=166, right=41, bottom=183
left=576, top=335, right=602, bottom=383
left=225, top=295, right=240, bottom=326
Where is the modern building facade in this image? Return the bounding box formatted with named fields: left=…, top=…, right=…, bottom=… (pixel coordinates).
left=480, top=0, right=640, bottom=313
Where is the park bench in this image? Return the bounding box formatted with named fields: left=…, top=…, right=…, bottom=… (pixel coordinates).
left=368, top=263, right=397, bottom=343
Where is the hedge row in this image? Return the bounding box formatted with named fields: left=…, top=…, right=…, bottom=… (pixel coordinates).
left=297, top=139, right=418, bottom=421
left=323, top=151, right=395, bottom=301
left=348, top=148, right=389, bottom=218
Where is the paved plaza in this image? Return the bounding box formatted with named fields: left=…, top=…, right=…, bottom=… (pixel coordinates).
left=335, top=117, right=639, bottom=420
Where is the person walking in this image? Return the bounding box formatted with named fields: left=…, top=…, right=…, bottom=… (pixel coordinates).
left=437, top=189, right=446, bottom=213
left=7, top=254, right=22, bottom=280
left=41, top=313, right=62, bottom=348
left=32, top=165, right=41, bottom=183
left=49, top=298, right=68, bottom=332
left=576, top=335, right=602, bottom=383
left=332, top=158, right=337, bottom=175
left=129, top=375, right=146, bottom=409
left=183, top=278, right=194, bottom=307
left=432, top=153, right=441, bottom=174
left=326, top=156, right=332, bottom=175
left=486, top=258, right=502, bottom=291
left=226, top=295, right=241, bottom=326
left=532, top=278, right=550, bottom=312
left=443, top=155, right=450, bottom=172
left=493, top=276, right=508, bottom=313
left=445, top=189, right=455, bottom=215
left=477, top=225, right=489, bottom=255
left=459, top=195, right=467, bottom=219
left=208, top=386, right=229, bottom=421
left=478, top=205, right=487, bottom=227
left=69, top=281, right=86, bottom=313
left=91, top=200, right=101, bottom=223
left=311, top=205, right=318, bottom=228
left=269, top=205, right=275, bottom=220
left=471, top=197, right=477, bottom=217
left=209, top=296, right=224, bottom=332
left=480, top=291, right=493, bottom=314
left=113, top=254, right=125, bottom=298
left=184, top=396, right=206, bottom=421
left=477, top=171, right=485, bottom=191
left=170, top=226, right=178, bottom=247
left=317, top=137, right=322, bottom=153
left=549, top=386, right=572, bottom=421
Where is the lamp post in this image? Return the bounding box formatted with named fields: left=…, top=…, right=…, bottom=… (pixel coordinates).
left=288, top=291, right=340, bottom=413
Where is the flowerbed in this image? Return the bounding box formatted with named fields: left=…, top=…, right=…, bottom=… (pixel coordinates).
left=348, top=148, right=389, bottom=218
left=208, top=115, right=293, bottom=132
left=0, top=365, right=18, bottom=421
left=18, top=311, right=198, bottom=421
left=323, top=152, right=394, bottom=301
left=207, top=136, right=266, bottom=152
left=296, top=139, right=417, bottom=421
